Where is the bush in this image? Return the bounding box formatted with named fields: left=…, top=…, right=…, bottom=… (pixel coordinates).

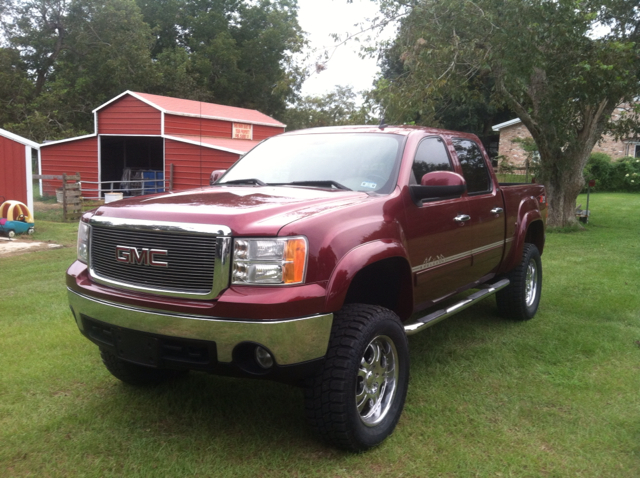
left=617, top=157, right=640, bottom=192
left=496, top=155, right=516, bottom=174
left=584, top=153, right=613, bottom=189
left=584, top=153, right=640, bottom=192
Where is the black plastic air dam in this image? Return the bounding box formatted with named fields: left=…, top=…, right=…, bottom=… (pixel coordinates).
left=79, top=315, right=324, bottom=383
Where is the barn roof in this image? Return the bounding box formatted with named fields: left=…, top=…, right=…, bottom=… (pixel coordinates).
left=0, top=128, right=40, bottom=149
left=94, top=91, right=285, bottom=128
left=166, top=135, right=261, bottom=154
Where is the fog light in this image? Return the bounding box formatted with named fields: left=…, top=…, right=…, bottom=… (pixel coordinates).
left=255, top=346, right=274, bottom=369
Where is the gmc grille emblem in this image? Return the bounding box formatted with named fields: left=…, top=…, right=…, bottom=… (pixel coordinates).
left=115, top=246, right=168, bottom=267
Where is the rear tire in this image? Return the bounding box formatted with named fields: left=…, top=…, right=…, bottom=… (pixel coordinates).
left=496, top=243, right=542, bottom=320
left=100, top=349, right=185, bottom=386
left=304, top=304, right=410, bottom=451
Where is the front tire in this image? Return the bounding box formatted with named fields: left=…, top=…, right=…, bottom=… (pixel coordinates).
left=100, top=349, right=185, bottom=386
left=304, top=304, right=410, bottom=451
left=496, top=243, right=542, bottom=320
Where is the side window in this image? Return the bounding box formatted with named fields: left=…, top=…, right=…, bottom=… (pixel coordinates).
left=411, top=137, right=453, bottom=184
left=452, top=139, right=492, bottom=194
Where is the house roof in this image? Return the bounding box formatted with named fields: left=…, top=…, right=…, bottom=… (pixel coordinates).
left=166, top=135, right=262, bottom=155
left=0, top=128, right=40, bottom=149
left=492, top=118, right=522, bottom=132
left=94, top=91, right=286, bottom=128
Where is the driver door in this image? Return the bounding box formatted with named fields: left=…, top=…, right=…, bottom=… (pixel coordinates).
left=403, top=136, right=473, bottom=309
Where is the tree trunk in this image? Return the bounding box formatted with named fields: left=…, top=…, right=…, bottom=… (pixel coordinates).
left=543, top=153, right=588, bottom=228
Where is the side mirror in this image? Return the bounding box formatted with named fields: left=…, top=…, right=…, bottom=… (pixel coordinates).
left=410, top=171, right=466, bottom=203
left=210, top=169, right=227, bottom=185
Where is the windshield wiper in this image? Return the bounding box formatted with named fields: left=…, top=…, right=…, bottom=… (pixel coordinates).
left=271, top=180, right=352, bottom=191
left=218, top=178, right=267, bottom=186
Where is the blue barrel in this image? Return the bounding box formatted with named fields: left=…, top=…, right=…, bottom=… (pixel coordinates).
left=142, top=171, right=164, bottom=194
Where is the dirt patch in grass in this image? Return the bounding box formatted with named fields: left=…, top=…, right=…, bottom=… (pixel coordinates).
left=35, top=201, right=63, bottom=212
left=0, top=237, right=64, bottom=257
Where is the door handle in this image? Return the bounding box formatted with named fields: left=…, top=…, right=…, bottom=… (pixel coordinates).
left=491, top=207, right=504, bottom=214
left=454, top=214, right=471, bottom=222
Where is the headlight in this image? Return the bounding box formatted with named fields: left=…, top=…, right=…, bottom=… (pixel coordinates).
left=232, top=237, right=307, bottom=285
left=77, top=221, right=90, bottom=264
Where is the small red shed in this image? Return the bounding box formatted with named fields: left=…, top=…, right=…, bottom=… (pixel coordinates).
left=39, top=91, right=285, bottom=198
left=0, top=128, right=40, bottom=212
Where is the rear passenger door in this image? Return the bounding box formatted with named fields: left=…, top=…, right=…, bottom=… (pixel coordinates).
left=404, top=136, right=473, bottom=309
left=451, top=138, right=505, bottom=278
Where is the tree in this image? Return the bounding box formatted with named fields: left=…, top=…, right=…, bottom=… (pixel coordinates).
left=378, top=37, right=514, bottom=141
left=136, top=0, right=305, bottom=117
left=2, top=0, right=157, bottom=139
left=375, top=0, right=640, bottom=227
left=0, top=48, right=32, bottom=127
left=282, top=85, right=375, bottom=130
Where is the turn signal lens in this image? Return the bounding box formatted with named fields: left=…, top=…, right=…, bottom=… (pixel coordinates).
left=283, top=238, right=307, bottom=284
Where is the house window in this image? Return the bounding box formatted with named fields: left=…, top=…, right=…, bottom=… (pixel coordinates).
left=635, top=144, right=640, bottom=158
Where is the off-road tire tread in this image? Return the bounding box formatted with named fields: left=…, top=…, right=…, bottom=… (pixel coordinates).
left=304, top=304, right=408, bottom=451
left=496, top=243, right=542, bottom=321
left=100, top=349, right=183, bottom=386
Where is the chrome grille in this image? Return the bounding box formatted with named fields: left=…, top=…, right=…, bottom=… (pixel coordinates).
left=90, top=226, right=216, bottom=295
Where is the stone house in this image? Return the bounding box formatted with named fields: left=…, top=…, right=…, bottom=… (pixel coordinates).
left=492, top=106, right=640, bottom=167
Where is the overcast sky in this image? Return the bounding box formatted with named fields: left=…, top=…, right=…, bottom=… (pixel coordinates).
left=296, top=0, right=394, bottom=98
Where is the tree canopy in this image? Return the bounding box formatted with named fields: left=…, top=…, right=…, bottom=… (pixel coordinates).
left=374, top=0, right=640, bottom=227
left=282, top=85, right=375, bottom=130
left=137, top=0, right=304, bottom=115
left=0, top=0, right=305, bottom=141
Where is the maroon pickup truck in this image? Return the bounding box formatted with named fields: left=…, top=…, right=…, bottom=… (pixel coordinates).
left=67, top=125, right=547, bottom=450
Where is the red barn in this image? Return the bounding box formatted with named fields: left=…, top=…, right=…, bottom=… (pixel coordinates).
left=39, top=91, right=285, bottom=198
left=0, top=128, right=40, bottom=212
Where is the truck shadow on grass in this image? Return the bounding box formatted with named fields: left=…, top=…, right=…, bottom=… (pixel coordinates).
left=407, top=297, right=537, bottom=376
left=90, top=372, right=323, bottom=452
left=70, top=298, right=536, bottom=459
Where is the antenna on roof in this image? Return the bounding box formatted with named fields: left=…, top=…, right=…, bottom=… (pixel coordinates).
left=378, top=111, right=387, bottom=130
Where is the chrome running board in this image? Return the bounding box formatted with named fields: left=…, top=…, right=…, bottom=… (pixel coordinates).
left=404, top=279, right=510, bottom=336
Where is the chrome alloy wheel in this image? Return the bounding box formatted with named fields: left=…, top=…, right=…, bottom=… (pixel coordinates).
left=525, top=258, right=538, bottom=307
left=355, top=335, right=399, bottom=427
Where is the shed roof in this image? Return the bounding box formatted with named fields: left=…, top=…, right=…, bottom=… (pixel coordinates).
left=166, top=135, right=262, bottom=154
left=0, top=128, right=40, bottom=149
left=94, top=91, right=285, bottom=128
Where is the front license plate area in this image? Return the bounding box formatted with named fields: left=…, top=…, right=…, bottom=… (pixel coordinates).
left=115, top=328, right=160, bottom=367
left=80, top=315, right=217, bottom=371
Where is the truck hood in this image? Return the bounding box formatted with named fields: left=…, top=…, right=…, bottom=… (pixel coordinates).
left=91, top=186, right=371, bottom=235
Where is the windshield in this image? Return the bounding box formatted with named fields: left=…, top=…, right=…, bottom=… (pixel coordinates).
left=217, top=133, right=405, bottom=194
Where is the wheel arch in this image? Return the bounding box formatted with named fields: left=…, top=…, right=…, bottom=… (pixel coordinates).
left=324, top=241, right=413, bottom=321
left=503, top=212, right=545, bottom=272
left=524, top=219, right=545, bottom=254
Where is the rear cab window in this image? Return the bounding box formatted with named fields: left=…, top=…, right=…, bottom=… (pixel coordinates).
left=452, top=139, right=493, bottom=195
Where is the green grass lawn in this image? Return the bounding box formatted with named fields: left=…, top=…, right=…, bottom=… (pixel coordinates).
left=495, top=173, right=535, bottom=183
left=1, top=194, right=639, bottom=477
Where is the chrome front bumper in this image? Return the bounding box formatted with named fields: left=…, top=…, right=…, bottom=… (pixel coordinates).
left=68, top=289, right=333, bottom=365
